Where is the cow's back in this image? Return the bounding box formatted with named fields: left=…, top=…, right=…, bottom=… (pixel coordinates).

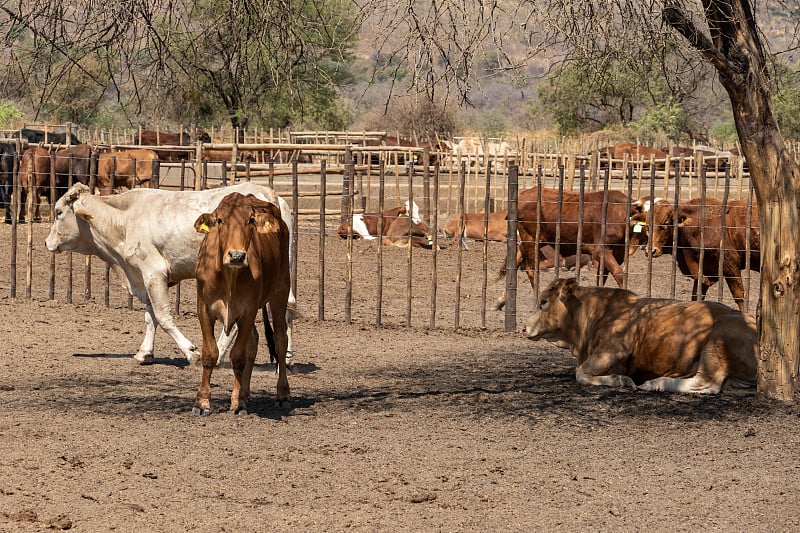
left=518, top=187, right=632, bottom=253
left=106, top=183, right=279, bottom=282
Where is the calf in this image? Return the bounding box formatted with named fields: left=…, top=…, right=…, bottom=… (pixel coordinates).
left=631, top=197, right=760, bottom=313
left=193, top=193, right=291, bottom=415
left=526, top=278, right=757, bottom=394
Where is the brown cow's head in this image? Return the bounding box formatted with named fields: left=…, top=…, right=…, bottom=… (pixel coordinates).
left=195, top=192, right=283, bottom=269
left=525, top=277, right=578, bottom=342
left=630, top=199, right=675, bottom=258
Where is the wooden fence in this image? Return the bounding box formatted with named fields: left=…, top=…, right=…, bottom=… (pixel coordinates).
left=0, top=147, right=759, bottom=333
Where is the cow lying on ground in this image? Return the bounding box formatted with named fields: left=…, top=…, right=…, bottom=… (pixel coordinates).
left=337, top=201, right=434, bottom=249
left=526, top=278, right=757, bottom=394
left=497, top=187, right=643, bottom=309
left=630, top=197, right=760, bottom=313
left=45, top=182, right=296, bottom=366
left=96, top=149, right=159, bottom=194
left=444, top=210, right=508, bottom=247
left=193, top=193, right=291, bottom=415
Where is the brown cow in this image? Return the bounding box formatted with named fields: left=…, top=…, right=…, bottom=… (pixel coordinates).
left=337, top=202, right=434, bottom=249
left=599, top=142, right=667, bottom=170
left=136, top=129, right=211, bottom=161
left=193, top=192, right=291, bottom=415
left=497, top=187, right=643, bottom=309
left=96, top=149, right=159, bottom=194
left=631, top=197, right=760, bottom=313
left=17, top=146, right=51, bottom=221
left=525, top=277, right=757, bottom=394
left=444, top=210, right=509, bottom=244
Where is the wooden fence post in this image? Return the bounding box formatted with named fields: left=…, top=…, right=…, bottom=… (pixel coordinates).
left=504, top=165, right=519, bottom=333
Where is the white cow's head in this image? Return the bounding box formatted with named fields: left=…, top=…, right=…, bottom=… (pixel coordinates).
left=45, top=183, right=94, bottom=253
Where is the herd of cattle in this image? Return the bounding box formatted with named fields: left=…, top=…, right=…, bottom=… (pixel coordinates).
left=1, top=129, right=762, bottom=410
left=0, top=127, right=233, bottom=224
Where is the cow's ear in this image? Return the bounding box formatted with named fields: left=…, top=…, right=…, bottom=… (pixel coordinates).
left=194, top=213, right=216, bottom=234
left=254, top=212, right=280, bottom=234
left=75, top=209, right=93, bottom=222
left=559, top=277, right=578, bottom=299
left=677, top=215, right=692, bottom=227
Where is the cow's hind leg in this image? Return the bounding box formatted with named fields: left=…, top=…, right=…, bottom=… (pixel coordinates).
left=269, top=297, right=291, bottom=407
left=638, top=375, right=722, bottom=394
left=639, top=339, right=728, bottom=394
left=261, top=305, right=278, bottom=364
left=134, top=304, right=158, bottom=364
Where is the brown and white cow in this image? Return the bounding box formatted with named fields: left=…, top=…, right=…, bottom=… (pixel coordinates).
left=193, top=192, right=291, bottom=415
left=96, top=149, right=159, bottom=194
left=497, top=187, right=643, bottom=309
left=337, top=201, right=434, bottom=249
left=525, top=277, right=758, bottom=394
left=630, top=197, right=760, bottom=313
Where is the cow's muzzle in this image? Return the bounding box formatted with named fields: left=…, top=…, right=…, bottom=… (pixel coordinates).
left=646, top=247, right=663, bottom=258
left=225, top=250, right=247, bottom=267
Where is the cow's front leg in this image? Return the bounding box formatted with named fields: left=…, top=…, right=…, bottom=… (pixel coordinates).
left=193, top=303, right=218, bottom=416
left=145, top=276, right=200, bottom=363
left=229, top=318, right=258, bottom=415
left=575, top=351, right=636, bottom=389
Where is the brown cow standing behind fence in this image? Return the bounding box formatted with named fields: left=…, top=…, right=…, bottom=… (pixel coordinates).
left=497, top=186, right=644, bottom=309
left=631, top=197, right=760, bottom=313
left=96, top=149, right=159, bottom=194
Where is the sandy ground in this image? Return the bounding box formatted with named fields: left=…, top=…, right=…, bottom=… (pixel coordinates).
left=0, top=219, right=798, bottom=532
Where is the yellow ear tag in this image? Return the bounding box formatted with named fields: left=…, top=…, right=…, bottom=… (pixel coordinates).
left=200, top=223, right=210, bottom=233
left=264, top=220, right=271, bottom=228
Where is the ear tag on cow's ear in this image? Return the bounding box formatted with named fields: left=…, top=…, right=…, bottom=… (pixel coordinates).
left=633, top=222, right=645, bottom=233
left=264, top=220, right=271, bottom=228
left=200, top=223, right=210, bottom=233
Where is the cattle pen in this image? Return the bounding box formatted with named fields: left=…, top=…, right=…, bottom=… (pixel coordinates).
left=0, top=133, right=763, bottom=338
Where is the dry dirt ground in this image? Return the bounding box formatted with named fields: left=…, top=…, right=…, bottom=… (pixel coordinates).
left=1, top=219, right=799, bottom=532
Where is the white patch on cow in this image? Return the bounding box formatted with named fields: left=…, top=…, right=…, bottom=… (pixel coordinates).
left=643, top=197, right=664, bottom=212
left=405, top=200, right=421, bottom=224
left=351, top=214, right=376, bottom=240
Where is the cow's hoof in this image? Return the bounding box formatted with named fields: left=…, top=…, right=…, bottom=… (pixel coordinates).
left=134, top=353, right=154, bottom=365
left=192, top=406, right=211, bottom=416
left=233, top=408, right=248, bottom=416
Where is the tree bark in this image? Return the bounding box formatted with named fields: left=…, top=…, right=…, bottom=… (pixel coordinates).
left=665, top=0, right=800, bottom=400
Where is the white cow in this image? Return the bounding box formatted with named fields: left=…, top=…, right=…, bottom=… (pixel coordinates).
left=45, top=182, right=296, bottom=366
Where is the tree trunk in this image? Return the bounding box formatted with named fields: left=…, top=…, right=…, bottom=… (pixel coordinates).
left=665, top=0, right=800, bottom=400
